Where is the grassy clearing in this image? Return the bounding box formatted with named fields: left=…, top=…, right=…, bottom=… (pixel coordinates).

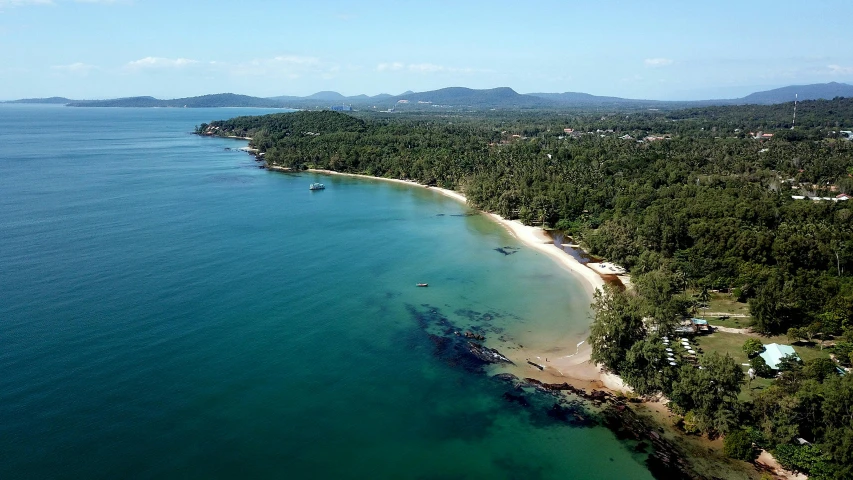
left=691, top=331, right=832, bottom=401
left=705, top=292, right=751, bottom=316
left=706, top=316, right=753, bottom=329
left=692, top=331, right=751, bottom=365
left=742, top=377, right=774, bottom=401
left=686, top=292, right=753, bottom=328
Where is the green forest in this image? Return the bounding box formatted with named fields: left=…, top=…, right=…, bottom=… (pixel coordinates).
left=199, top=98, right=853, bottom=478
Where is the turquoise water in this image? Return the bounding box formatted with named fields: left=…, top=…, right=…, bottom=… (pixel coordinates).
left=0, top=105, right=654, bottom=479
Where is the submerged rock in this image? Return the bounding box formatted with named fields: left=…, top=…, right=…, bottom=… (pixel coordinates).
left=501, top=392, right=531, bottom=407
left=467, top=342, right=514, bottom=364
left=492, top=373, right=520, bottom=383
left=463, top=331, right=486, bottom=341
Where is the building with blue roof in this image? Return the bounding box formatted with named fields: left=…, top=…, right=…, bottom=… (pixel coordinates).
left=759, top=343, right=800, bottom=370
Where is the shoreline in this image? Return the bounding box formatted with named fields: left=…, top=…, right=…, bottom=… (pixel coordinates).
left=306, top=169, right=605, bottom=297
left=304, top=169, right=610, bottom=378
left=276, top=167, right=790, bottom=479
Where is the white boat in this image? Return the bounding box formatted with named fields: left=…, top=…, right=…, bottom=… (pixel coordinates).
left=309, top=182, right=325, bottom=190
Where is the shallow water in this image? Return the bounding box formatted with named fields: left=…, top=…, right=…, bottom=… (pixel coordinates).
left=0, top=105, right=654, bottom=479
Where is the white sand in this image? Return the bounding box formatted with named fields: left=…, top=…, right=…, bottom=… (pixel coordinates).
left=303, top=169, right=622, bottom=382
left=482, top=214, right=605, bottom=299
left=305, top=169, right=606, bottom=299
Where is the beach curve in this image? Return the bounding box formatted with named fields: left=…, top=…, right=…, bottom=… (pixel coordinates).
left=303, top=169, right=617, bottom=383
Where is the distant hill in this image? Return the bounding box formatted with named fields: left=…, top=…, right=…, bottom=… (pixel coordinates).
left=4, top=97, right=74, bottom=104
left=266, top=91, right=393, bottom=106
left=388, top=87, right=548, bottom=108
left=15, top=82, right=853, bottom=109
left=738, top=82, right=853, bottom=104
left=68, top=93, right=292, bottom=108
left=527, top=91, right=674, bottom=107
left=529, top=91, right=626, bottom=103
left=304, top=91, right=347, bottom=101
left=68, top=96, right=163, bottom=107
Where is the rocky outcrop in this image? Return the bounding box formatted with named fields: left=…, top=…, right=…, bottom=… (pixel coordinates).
left=467, top=341, right=513, bottom=364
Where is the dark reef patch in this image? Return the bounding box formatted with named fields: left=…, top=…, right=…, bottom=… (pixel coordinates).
left=494, top=246, right=519, bottom=256
left=405, top=303, right=700, bottom=479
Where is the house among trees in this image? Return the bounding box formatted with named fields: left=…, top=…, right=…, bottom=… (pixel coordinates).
left=674, top=318, right=711, bottom=335
left=759, top=343, right=800, bottom=370
left=691, top=318, right=710, bottom=332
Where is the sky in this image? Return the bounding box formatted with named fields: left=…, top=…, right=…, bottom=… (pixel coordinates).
left=1, top=0, right=852, bottom=101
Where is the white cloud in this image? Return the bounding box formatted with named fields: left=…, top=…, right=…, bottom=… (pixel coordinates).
left=644, top=58, right=674, bottom=67
left=51, top=62, right=98, bottom=73
left=828, top=64, right=853, bottom=75
left=408, top=63, right=446, bottom=73
left=265, top=55, right=320, bottom=66
left=125, top=57, right=199, bottom=69
left=377, top=62, right=405, bottom=71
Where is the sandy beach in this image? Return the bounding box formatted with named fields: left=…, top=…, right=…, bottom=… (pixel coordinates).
left=307, top=169, right=606, bottom=296
left=292, top=169, right=800, bottom=479
left=304, top=169, right=614, bottom=380
left=307, top=169, right=605, bottom=294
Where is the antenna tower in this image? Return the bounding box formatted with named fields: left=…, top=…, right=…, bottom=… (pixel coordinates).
left=792, top=93, right=797, bottom=129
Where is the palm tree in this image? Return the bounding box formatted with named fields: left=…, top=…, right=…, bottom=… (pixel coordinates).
left=699, top=286, right=710, bottom=319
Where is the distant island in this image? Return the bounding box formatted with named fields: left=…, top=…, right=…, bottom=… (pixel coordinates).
left=5, top=97, right=75, bottom=104
left=5, top=82, right=853, bottom=110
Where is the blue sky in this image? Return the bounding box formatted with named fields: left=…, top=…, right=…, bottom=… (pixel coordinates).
left=1, top=0, right=851, bottom=100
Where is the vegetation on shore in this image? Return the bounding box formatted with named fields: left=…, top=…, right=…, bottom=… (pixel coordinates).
left=200, top=98, right=853, bottom=478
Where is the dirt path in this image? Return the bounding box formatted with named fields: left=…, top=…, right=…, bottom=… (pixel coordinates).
left=710, top=325, right=753, bottom=335
left=756, top=450, right=808, bottom=480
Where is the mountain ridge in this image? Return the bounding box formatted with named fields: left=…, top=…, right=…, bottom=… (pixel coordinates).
left=5, top=82, right=851, bottom=109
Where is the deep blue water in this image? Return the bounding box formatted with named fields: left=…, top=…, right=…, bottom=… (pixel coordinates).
left=0, top=105, right=654, bottom=479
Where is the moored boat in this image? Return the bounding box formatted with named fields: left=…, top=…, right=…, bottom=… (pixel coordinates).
left=416, top=283, right=428, bottom=287
left=309, top=182, right=325, bottom=190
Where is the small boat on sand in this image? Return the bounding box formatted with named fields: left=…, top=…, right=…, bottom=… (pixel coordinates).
left=309, top=182, right=325, bottom=190
left=416, top=283, right=428, bottom=287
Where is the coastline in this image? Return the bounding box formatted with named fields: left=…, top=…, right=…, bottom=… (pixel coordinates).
left=309, top=170, right=605, bottom=289
left=278, top=167, right=790, bottom=479
left=305, top=170, right=605, bottom=295
left=304, top=169, right=610, bottom=379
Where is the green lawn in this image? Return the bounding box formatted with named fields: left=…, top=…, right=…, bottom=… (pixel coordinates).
left=690, top=331, right=832, bottom=401
left=706, top=292, right=751, bottom=316
left=706, top=316, right=753, bottom=329
left=687, top=292, right=753, bottom=329
left=742, top=377, right=775, bottom=401
left=692, top=331, right=751, bottom=365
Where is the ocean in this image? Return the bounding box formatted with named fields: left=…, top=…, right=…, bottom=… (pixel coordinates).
left=0, top=105, right=654, bottom=479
